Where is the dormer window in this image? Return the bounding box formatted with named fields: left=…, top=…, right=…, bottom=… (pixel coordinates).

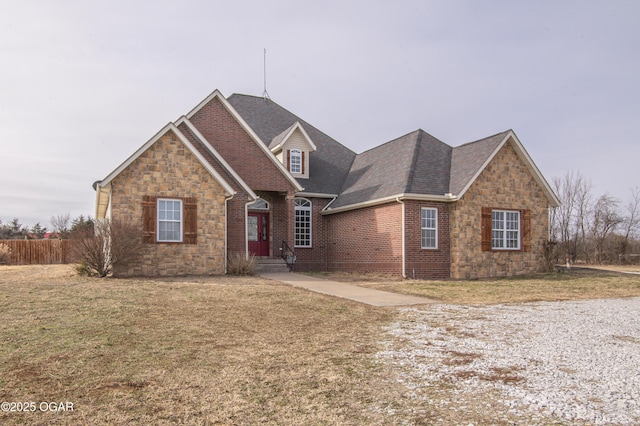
left=289, top=149, right=302, bottom=174
left=269, top=122, right=315, bottom=179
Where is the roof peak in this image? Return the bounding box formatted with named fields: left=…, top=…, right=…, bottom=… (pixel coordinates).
left=454, top=129, right=513, bottom=149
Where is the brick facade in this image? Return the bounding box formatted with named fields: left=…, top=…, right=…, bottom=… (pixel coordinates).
left=189, top=97, right=295, bottom=193
left=324, top=203, right=404, bottom=275
left=403, top=200, right=451, bottom=279
left=291, top=197, right=332, bottom=271
left=450, top=141, right=550, bottom=279
left=100, top=94, right=554, bottom=280
left=110, top=130, right=228, bottom=276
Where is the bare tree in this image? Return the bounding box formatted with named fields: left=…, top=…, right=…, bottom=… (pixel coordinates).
left=573, top=176, right=593, bottom=263
left=550, top=171, right=592, bottom=263
left=552, top=172, right=578, bottom=258
left=51, top=213, right=71, bottom=238
left=619, top=187, right=640, bottom=262
left=590, top=194, right=623, bottom=263
left=72, top=219, right=143, bottom=277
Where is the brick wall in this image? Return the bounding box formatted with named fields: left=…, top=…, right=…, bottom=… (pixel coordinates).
left=325, top=202, right=403, bottom=275
left=291, top=197, right=332, bottom=271
left=189, top=97, right=295, bottom=193
left=226, top=193, right=250, bottom=257
left=450, top=141, right=551, bottom=279
left=110, top=130, right=227, bottom=276
left=403, top=200, right=451, bottom=279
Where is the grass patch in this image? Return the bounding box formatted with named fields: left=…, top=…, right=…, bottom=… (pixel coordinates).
left=2, top=265, right=636, bottom=424
left=322, top=269, right=640, bottom=304
left=0, top=265, right=412, bottom=425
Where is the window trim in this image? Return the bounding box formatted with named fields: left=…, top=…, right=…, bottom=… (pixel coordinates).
left=421, top=207, right=438, bottom=249
left=289, top=149, right=302, bottom=174
left=294, top=197, right=312, bottom=248
left=482, top=207, right=531, bottom=252
left=157, top=198, right=183, bottom=243
left=248, top=199, right=270, bottom=210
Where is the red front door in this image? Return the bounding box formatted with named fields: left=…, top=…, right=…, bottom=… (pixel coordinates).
left=248, top=212, right=270, bottom=256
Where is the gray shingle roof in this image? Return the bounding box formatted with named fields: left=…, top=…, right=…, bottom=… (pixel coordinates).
left=330, top=130, right=452, bottom=209
left=227, top=94, right=356, bottom=195
left=449, top=131, right=510, bottom=195
left=226, top=94, right=535, bottom=211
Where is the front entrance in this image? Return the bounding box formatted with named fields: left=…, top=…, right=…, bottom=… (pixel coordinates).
left=248, top=212, right=270, bottom=256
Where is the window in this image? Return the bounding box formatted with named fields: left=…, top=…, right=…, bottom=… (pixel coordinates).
left=294, top=198, right=312, bottom=247
left=482, top=208, right=530, bottom=252
left=248, top=199, right=269, bottom=210
left=142, top=196, right=197, bottom=244
left=289, top=149, right=302, bottom=174
left=491, top=210, right=520, bottom=249
left=157, top=199, right=183, bottom=242
left=421, top=208, right=438, bottom=249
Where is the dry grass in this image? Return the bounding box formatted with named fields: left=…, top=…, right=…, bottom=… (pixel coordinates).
left=315, top=269, right=640, bottom=304
left=2, top=265, right=638, bottom=424
left=0, top=265, right=413, bottom=425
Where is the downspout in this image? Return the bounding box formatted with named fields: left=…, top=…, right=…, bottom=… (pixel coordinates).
left=224, top=193, right=235, bottom=274
left=245, top=200, right=252, bottom=260
left=396, top=197, right=407, bottom=278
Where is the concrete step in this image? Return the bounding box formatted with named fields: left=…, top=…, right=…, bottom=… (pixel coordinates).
left=255, top=258, right=290, bottom=273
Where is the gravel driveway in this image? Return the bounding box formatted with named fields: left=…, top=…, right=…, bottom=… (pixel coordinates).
left=378, top=297, right=640, bottom=425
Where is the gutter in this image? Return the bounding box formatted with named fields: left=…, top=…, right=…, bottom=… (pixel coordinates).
left=322, top=192, right=458, bottom=216
left=224, top=193, right=235, bottom=274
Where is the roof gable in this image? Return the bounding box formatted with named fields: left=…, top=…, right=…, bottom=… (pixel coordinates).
left=227, top=94, right=356, bottom=195
left=98, top=123, right=235, bottom=195
left=175, top=116, right=258, bottom=201
left=95, top=123, right=236, bottom=219
left=452, top=130, right=560, bottom=207
left=449, top=131, right=508, bottom=196
left=187, top=90, right=303, bottom=192
left=269, top=121, right=317, bottom=152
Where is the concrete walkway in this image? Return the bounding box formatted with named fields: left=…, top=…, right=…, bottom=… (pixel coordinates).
left=259, top=272, right=436, bottom=307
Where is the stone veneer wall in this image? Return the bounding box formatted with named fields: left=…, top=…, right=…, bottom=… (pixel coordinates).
left=110, top=130, right=227, bottom=276
left=450, top=141, right=551, bottom=279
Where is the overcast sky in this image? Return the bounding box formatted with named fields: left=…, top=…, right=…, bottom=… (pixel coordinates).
left=1, top=0, right=639, bottom=229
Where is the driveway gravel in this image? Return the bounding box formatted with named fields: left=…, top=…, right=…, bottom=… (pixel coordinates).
left=378, top=297, right=640, bottom=425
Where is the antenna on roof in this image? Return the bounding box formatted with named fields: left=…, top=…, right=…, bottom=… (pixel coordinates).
left=262, top=48, right=270, bottom=100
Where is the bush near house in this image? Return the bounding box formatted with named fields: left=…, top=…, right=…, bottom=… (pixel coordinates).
left=227, top=252, right=257, bottom=275
left=72, top=219, right=143, bottom=277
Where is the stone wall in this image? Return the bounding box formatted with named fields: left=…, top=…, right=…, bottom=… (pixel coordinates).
left=110, top=130, right=227, bottom=276
left=450, top=140, right=551, bottom=279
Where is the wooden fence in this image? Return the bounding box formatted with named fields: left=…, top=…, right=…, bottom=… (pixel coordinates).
left=0, top=239, right=79, bottom=265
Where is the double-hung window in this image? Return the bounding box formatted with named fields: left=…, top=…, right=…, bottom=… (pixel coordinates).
left=421, top=208, right=438, bottom=249
left=157, top=199, right=183, bottom=242
left=491, top=210, right=520, bottom=250
left=294, top=198, right=311, bottom=247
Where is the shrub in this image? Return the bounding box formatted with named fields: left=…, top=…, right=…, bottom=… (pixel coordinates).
left=227, top=252, right=256, bottom=276
left=71, top=219, right=142, bottom=277
left=0, top=243, right=11, bottom=265
left=73, top=259, right=99, bottom=277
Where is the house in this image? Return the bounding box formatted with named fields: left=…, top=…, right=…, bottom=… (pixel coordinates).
left=94, top=89, right=560, bottom=279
